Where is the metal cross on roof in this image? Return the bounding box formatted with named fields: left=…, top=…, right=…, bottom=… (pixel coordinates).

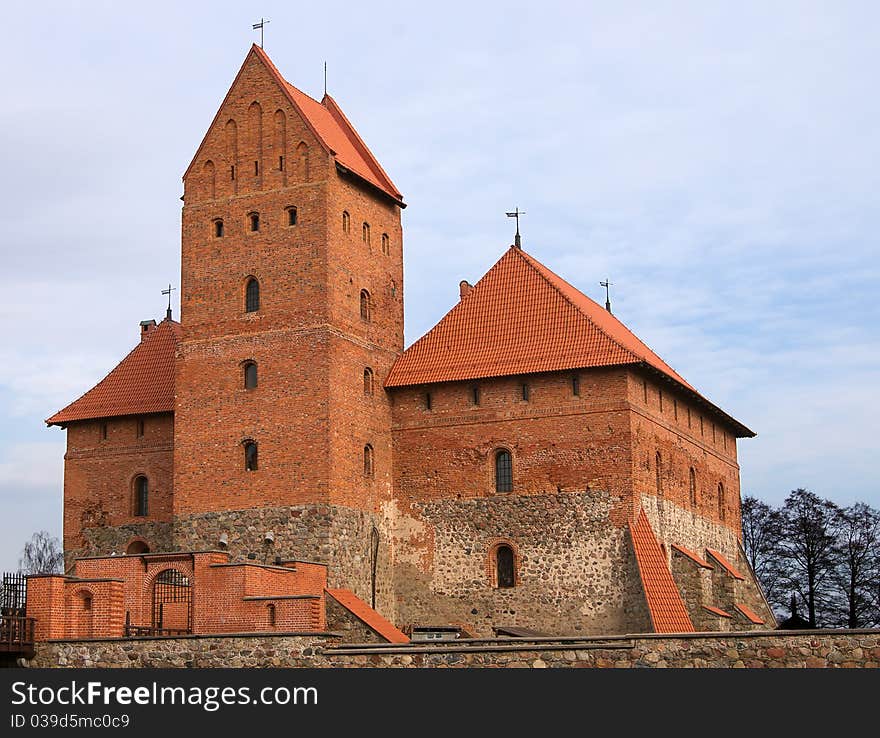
left=505, top=207, right=525, bottom=249
left=161, top=284, right=176, bottom=320
left=252, top=18, right=270, bottom=48
left=600, top=279, right=613, bottom=313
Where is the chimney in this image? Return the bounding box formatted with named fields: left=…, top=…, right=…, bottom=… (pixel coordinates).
left=139, top=319, right=157, bottom=341
left=459, top=280, right=472, bottom=300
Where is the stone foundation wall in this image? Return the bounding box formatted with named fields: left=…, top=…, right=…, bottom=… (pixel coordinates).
left=28, top=629, right=880, bottom=668
left=391, top=490, right=649, bottom=637
left=74, top=521, right=174, bottom=566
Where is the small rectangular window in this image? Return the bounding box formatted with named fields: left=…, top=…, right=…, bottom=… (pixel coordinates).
left=425, top=392, right=432, bottom=410
left=231, top=165, right=236, bottom=180
left=279, top=155, right=284, bottom=171
left=100, top=422, right=108, bottom=441
left=254, top=160, right=259, bottom=175
left=471, top=386, right=480, bottom=405
left=642, top=380, right=648, bottom=403
left=659, top=389, right=663, bottom=412
left=521, top=383, right=530, bottom=401
left=673, top=399, right=678, bottom=421
left=571, top=374, right=580, bottom=396
left=288, top=208, right=297, bottom=226
left=136, top=419, right=144, bottom=438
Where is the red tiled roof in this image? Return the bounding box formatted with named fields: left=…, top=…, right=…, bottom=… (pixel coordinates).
left=702, top=605, right=733, bottom=618
left=734, top=603, right=765, bottom=625
left=629, top=510, right=694, bottom=633
left=46, top=320, right=180, bottom=426
left=184, top=45, right=403, bottom=205
left=385, top=247, right=754, bottom=437
left=671, top=544, right=713, bottom=569
left=706, top=549, right=746, bottom=580
left=326, top=589, right=409, bottom=644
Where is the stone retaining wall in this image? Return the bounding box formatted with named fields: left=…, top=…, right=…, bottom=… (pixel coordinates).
left=26, top=629, right=880, bottom=668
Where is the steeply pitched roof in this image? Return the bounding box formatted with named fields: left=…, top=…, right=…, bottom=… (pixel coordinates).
left=733, top=603, right=765, bottom=625
left=671, top=544, right=713, bottom=569
left=326, top=589, right=409, bottom=643
left=184, top=45, right=403, bottom=206
left=46, top=320, right=180, bottom=426
left=629, top=510, right=695, bottom=634
left=386, top=246, right=753, bottom=437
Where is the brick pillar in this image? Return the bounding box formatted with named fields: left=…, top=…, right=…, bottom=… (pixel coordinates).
left=25, top=575, right=68, bottom=641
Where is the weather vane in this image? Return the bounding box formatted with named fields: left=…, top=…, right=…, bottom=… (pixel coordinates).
left=161, top=284, right=176, bottom=320
left=505, top=207, right=525, bottom=249
left=600, top=279, right=613, bottom=313
left=252, top=18, right=270, bottom=48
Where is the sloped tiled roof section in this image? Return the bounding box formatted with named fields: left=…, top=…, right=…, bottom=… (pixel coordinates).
left=734, top=603, right=765, bottom=625
left=671, top=544, right=713, bottom=569
left=629, top=510, right=694, bottom=633
left=326, top=589, right=409, bottom=644
left=46, top=320, right=180, bottom=426
left=703, top=605, right=733, bottom=618
left=385, top=247, right=754, bottom=437
left=706, top=549, right=747, bottom=581
left=184, top=45, right=403, bottom=205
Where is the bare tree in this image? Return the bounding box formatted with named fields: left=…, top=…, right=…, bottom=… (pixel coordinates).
left=18, top=531, right=64, bottom=575
left=741, top=495, right=784, bottom=607
left=777, top=489, right=841, bottom=628
left=831, top=503, right=880, bottom=628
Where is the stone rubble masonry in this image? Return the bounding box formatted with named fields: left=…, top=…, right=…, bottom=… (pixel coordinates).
left=28, top=630, right=880, bottom=668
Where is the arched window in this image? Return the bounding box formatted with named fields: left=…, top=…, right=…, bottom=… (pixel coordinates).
left=381, top=233, right=390, bottom=255
left=689, top=467, right=697, bottom=507
left=249, top=212, right=260, bottom=232
left=134, top=475, right=148, bottom=517
left=362, top=222, right=371, bottom=246
left=342, top=211, right=350, bottom=233
left=214, top=218, right=224, bottom=237
left=287, top=206, right=297, bottom=226
left=495, top=449, right=513, bottom=493
left=718, top=482, right=725, bottom=520
left=244, top=441, right=258, bottom=471
left=245, top=277, right=260, bottom=313
left=496, top=545, right=515, bottom=588
left=359, top=289, right=371, bottom=322
left=655, top=451, right=662, bottom=496
left=363, top=444, right=374, bottom=477
left=267, top=603, right=276, bottom=628
left=244, top=361, right=258, bottom=389
left=363, top=368, right=374, bottom=396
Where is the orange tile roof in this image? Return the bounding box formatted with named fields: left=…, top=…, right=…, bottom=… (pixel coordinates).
left=702, top=605, right=733, bottom=618
left=671, top=544, right=713, bottom=569
left=734, top=603, right=765, bottom=625
left=46, top=320, right=180, bottom=426
left=184, top=45, right=403, bottom=205
left=326, top=589, right=409, bottom=644
left=385, top=246, right=754, bottom=437
left=706, top=549, right=746, bottom=580
left=628, top=510, right=694, bottom=633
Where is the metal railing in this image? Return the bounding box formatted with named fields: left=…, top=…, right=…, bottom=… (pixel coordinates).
left=0, top=616, right=35, bottom=653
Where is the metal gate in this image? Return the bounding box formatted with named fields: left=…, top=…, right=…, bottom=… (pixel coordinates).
left=1, top=572, right=26, bottom=616
left=151, top=569, right=192, bottom=634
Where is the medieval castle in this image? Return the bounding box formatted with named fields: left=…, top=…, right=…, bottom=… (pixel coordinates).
left=33, top=45, right=775, bottom=642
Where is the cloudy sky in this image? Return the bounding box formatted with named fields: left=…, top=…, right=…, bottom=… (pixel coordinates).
left=1, top=1, right=877, bottom=570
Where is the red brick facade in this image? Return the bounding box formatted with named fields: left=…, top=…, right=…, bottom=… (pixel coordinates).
left=43, top=45, right=773, bottom=640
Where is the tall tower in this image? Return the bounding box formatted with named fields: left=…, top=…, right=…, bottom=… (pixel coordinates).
left=174, top=45, right=404, bottom=609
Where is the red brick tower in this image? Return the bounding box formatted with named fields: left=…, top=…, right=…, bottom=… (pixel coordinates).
left=174, top=45, right=404, bottom=606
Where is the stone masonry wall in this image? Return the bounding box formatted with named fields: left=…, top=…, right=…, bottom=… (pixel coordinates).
left=390, top=490, right=650, bottom=637
left=28, top=630, right=880, bottom=668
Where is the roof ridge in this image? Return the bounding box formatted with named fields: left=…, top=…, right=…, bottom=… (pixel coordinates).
left=322, top=93, right=401, bottom=200
left=513, top=248, right=643, bottom=366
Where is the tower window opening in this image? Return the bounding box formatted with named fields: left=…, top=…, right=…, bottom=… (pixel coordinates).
left=521, top=383, right=530, bottom=401
left=381, top=233, right=390, bottom=255
left=214, top=219, right=224, bottom=238
left=495, top=544, right=515, bottom=588
left=425, top=392, right=432, bottom=410
left=231, top=165, right=236, bottom=180
left=342, top=211, right=350, bottom=233
left=718, top=482, right=726, bottom=520
left=495, top=449, right=513, bottom=493
left=571, top=374, right=580, bottom=396
left=134, top=475, right=149, bottom=517
left=363, top=368, right=374, bottom=396
left=655, top=451, right=662, bottom=496
left=244, top=361, right=258, bottom=389
left=245, top=277, right=260, bottom=313
left=136, top=419, right=145, bottom=439
left=244, top=441, right=258, bottom=471
left=363, top=444, right=374, bottom=477
left=279, top=155, right=284, bottom=171
left=249, top=212, right=260, bottom=232
left=471, top=386, right=480, bottom=405
left=287, top=206, right=297, bottom=226
left=359, top=290, right=371, bottom=322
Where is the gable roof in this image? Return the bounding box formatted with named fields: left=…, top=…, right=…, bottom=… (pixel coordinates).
left=628, top=509, right=695, bottom=634
left=386, top=246, right=753, bottom=437
left=183, top=45, right=403, bottom=206
left=326, top=589, right=409, bottom=643
left=46, top=320, right=180, bottom=426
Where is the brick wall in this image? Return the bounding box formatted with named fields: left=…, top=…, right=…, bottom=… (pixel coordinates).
left=61, top=414, right=174, bottom=563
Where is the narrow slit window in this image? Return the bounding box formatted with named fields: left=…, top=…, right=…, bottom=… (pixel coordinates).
left=136, top=419, right=145, bottom=439
left=359, top=290, right=371, bottom=322
left=100, top=422, right=108, bottom=441
left=521, top=383, right=530, bottom=401
left=689, top=468, right=697, bottom=507
left=471, top=386, right=480, bottom=405
left=659, top=390, right=663, bottom=412
left=287, top=206, right=297, bottom=226
left=231, top=165, right=236, bottom=180
left=363, top=368, right=374, bottom=396
left=718, top=482, right=725, bottom=520
left=135, top=475, right=148, bottom=517
left=245, top=278, right=260, bottom=313
left=244, top=441, right=258, bottom=471
left=381, top=233, right=390, bottom=255
left=495, top=449, right=513, bottom=493
left=362, top=222, right=371, bottom=246
left=267, top=603, right=276, bottom=627
left=571, top=374, right=580, bottom=396
left=342, top=211, right=350, bottom=233
left=643, top=380, right=648, bottom=404
left=425, top=392, right=432, bottom=410
left=496, top=545, right=515, bottom=588
left=214, top=219, right=224, bottom=238
left=279, top=155, right=284, bottom=171
left=363, top=444, right=374, bottom=477
left=655, top=451, right=662, bottom=496
left=244, top=362, right=258, bottom=389
left=249, top=212, right=260, bottom=232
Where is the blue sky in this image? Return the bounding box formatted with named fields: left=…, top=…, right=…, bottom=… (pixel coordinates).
left=1, top=1, right=877, bottom=570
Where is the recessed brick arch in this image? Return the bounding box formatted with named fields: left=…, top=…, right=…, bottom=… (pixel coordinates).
left=486, top=539, right=520, bottom=588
